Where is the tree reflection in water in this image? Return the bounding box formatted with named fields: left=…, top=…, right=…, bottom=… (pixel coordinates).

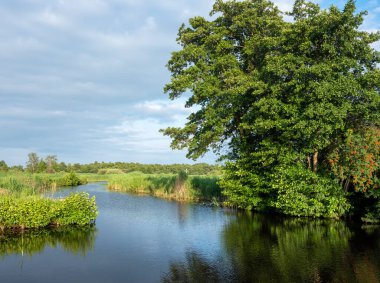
left=162, top=213, right=380, bottom=283
left=0, top=226, right=97, bottom=258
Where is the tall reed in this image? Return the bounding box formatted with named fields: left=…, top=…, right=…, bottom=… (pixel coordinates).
left=108, top=172, right=221, bottom=202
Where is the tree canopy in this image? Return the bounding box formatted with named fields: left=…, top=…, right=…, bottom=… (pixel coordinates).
left=162, top=0, right=380, bottom=220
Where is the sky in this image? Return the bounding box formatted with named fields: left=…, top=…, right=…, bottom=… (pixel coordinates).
left=0, top=0, right=379, bottom=166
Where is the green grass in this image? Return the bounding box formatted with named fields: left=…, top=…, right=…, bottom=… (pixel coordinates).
left=78, top=173, right=110, bottom=183
left=0, top=172, right=88, bottom=196
left=107, top=172, right=222, bottom=202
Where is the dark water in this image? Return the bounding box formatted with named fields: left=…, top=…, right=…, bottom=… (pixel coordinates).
left=1, top=183, right=379, bottom=283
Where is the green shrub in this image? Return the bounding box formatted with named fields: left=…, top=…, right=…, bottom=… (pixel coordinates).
left=220, top=161, right=274, bottom=211
left=0, top=193, right=98, bottom=230
left=0, top=196, right=51, bottom=229
left=272, top=166, right=350, bottom=218
left=62, top=172, right=82, bottom=186
left=53, top=193, right=98, bottom=226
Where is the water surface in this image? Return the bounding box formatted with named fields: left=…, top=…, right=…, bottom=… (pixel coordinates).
left=0, top=183, right=379, bottom=282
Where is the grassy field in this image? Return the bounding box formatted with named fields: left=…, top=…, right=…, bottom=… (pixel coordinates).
left=107, top=172, right=222, bottom=203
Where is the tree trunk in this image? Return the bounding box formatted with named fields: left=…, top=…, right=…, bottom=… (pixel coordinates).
left=313, top=151, right=318, bottom=173
left=307, top=156, right=311, bottom=170
left=344, top=178, right=350, bottom=192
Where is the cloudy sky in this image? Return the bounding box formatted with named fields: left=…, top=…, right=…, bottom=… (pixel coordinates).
left=0, top=0, right=379, bottom=166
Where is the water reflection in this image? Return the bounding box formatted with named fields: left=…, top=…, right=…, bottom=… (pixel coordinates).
left=162, top=251, right=224, bottom=283
left=0, top=226, right=97, bottom=258
left=163, top=214, right=380, bottom=283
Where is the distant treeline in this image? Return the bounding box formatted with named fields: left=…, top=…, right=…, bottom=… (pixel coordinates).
left=0, top=154, right=220, bottom=175
left=62, top=161, right=219, bottom=175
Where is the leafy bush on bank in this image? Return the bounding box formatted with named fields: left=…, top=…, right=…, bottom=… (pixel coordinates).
left=0, top=193, right=97, bottom=230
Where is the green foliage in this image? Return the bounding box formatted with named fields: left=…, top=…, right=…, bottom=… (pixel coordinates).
left=0, top=196, right=52, bottom=229
left=220, top=161, right=273, bottom=211
left=52, top=193, right=98, bottom=226
left=0, top=193, right=98, bottom=230
left=36, top=160, right=47, bottom=173
left=0, top=161, right=9, bottom=172
left=163, top=0, right=380, bottom=219
left=26, top=152, right=39, bottom=173
left=273, top=166, right=350, bottom=218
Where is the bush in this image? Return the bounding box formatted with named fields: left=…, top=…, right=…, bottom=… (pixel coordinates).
left=0, top=193, right=98, bottom=230
left=62, top=172, right=82, bottom=186
left=53, top=193, right=98, bottom=226
left=272, top=166, right=350, bottom=218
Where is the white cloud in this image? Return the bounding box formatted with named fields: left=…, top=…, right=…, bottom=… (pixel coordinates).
left=0, top=107, right=66, bottom=118
left=135, top=99, right=192, bottom=117
left=104, top=117, right=183, bottom=153
left=37, top=9, right=68, bottom=27
left=273, top=0, right=293, bottom=12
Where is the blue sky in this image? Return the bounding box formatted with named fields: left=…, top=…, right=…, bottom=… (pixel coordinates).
left=0, top=0, right=379, bottom=166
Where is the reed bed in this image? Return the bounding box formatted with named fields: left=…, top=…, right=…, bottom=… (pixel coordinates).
left=0, top=172, right=87, bottom=196
left=107, top=172, right=222, bottom=202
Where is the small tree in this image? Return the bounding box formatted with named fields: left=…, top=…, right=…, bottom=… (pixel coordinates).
left=0, top=160, right=9, bottom=172
left=26, top=153, right=39, bottom=173
left=45, top=155, right=58, bottom=173
left=36, top=160, right=47, bottom=173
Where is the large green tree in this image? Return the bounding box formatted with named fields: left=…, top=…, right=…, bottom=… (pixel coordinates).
left=162, top=0, right=380, bottom=218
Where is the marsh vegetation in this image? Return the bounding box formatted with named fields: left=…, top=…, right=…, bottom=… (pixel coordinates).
left=107, top=171, right=222, bottom=203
